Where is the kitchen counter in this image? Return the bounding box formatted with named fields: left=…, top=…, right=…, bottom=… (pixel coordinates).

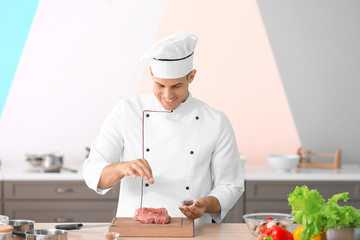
left=1, top=163, right=360, bottom=181
left=0, top=163, right=84, bottom=181
left=32, top=222, right=256, bottom=240
left=244, top=164, right=360, bottom=181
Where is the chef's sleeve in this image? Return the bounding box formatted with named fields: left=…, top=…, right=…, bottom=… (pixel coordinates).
left=83, top=102, right=125, bottom=195
left=208, top=113, right=244, bottom=223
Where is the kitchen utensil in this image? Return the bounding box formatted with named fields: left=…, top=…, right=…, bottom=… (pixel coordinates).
left=242, top=213, right=295, bottom=237
left=42, top=155, right=63, bottom=173
left=55, top=223, right=114, bottom=230
left=0, top=215, right=9, bottom=226
left=26, top=153, right=70, bottom=173
left=297, top=147, right=342, bottom=169
left=9, top=220, right=34, bottom=231
left=267, top=154, right=300, bottom=173
left=110, top=217, right=194, bottom=237
left=181, top=199, right=196, bottom=206
left=326, top=227, right=359, bottom=240
left=13, top=229, right=67, bottom=240
left=140, top=178, right=144, bottom=209
left=9, top=220, right=35, bottom=240
left=61, top=167, right=77, bottom=173
left=85, top=147, right=90, bottom=158
left=0, top=226, right=13, bottom=240
left=26, top=154, right=44, bottom=167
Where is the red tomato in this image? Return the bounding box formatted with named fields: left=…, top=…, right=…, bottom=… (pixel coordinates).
left=259, top=225, right=267, bottom=233
left=266, top=217, right=273, bottom=221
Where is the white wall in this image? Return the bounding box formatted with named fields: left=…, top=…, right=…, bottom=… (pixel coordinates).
left=0, top=0, right=166, bottom=166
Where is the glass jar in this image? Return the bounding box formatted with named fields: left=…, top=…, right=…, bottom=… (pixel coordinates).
left=0, top=226, right=13, bottom=240
left=0, top=216, right=9, bottom=226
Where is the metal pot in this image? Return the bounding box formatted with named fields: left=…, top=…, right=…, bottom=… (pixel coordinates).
left=42, top=155, right=63, bottom=173
left=26, top=154, right=77, bottom=173
left=26, top=154, right=44, bottom=167
left=9, top=220, right=35, bottom=240
left=326, top=228, right=360, bottom=240
left=13, top=229, right=67, bottom=240
left=26, top=154, right=63, bottom=170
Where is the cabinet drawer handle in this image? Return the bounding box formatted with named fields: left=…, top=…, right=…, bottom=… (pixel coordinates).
left=55, top=188, right=74, bottom=193
left=55, top=217, right=73, bottom=222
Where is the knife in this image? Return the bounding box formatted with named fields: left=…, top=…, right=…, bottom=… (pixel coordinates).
left=55, top=223, right=114, bottom=230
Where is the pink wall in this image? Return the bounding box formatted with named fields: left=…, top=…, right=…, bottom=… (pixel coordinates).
left=136, top=0, right=301, bottom=164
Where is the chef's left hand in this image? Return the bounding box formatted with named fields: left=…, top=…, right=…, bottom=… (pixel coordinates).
left=178, top=198, right=206, bottom=220
left=178, top=196, right=221, bottom=220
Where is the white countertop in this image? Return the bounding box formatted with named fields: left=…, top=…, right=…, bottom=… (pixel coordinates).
left=1, top=162, right=360, bottom=181
left=0, top=163, right=84, bottom=181
left=244, top=164, right=360, bottom=181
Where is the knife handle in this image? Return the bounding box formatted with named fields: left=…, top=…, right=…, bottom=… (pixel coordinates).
left=55, top=223, right=83, bottom=230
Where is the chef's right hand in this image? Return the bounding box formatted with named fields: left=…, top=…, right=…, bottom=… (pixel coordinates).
left=122, top=159, right=154, bottom=184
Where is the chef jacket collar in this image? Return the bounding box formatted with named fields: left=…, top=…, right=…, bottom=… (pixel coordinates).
left=150, top=92, right=193, bottom=113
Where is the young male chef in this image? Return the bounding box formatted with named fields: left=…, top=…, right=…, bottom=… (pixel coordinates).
left=83, top=31, right=244, bottom=223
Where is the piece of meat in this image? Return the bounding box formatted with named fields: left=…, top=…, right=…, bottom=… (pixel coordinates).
left=133, top=207, right=171, bottom=224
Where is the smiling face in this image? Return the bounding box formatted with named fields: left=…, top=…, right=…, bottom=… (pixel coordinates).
left=151, top=69, right=196, bottom=111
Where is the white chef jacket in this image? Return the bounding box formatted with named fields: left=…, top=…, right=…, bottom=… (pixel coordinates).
left=83, top=93, right=244, bottom=223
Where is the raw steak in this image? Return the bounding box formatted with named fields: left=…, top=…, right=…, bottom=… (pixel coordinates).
left=133, top=207, right=171, bottom=224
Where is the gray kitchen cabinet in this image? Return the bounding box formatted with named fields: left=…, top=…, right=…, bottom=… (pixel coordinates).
left=0, top=181, right=2, bottom=214
left=222, top=195, right=245, bottom=223
left=4, top=181, right=119, bottom=222
left=3, top=180, right=359, bottom=223
left=245, top=181, right=360, bottom=214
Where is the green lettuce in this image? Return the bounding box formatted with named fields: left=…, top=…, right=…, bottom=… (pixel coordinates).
left=288, top=185, right=325, bottom=239
left=288, top=185, right=360, bottom=240
left=322, top=192, right=360, bottom=229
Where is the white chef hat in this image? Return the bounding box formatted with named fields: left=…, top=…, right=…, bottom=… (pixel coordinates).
left=141, top=31, right=198, bottom=79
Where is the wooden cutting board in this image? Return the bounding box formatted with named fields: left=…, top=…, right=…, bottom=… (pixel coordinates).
left=109, top=217, right=194, bottom=237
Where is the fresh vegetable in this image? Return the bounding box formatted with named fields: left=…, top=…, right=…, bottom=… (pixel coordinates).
left=259, top=225, right=267, bottom=233
left=263, top=225, right=294, bottom=240
left=293, top=225, right=321, bottom=240
left=250, top=218, right=289, bottom=235
left=266, top=221, right=277, bottom=228
left=322, top=192, right=360, bottom=230
left=257, top=233, right=265, bottom=240
left=288, top=185, right=324, bottom=239
left=288, top=185, right=360, bottom=240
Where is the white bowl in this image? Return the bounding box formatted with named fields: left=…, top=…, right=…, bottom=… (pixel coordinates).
left=267, top=154, right=300, bottom=173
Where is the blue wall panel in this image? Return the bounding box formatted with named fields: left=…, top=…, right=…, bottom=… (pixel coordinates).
left=0, top=0, right=39, bottom=118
